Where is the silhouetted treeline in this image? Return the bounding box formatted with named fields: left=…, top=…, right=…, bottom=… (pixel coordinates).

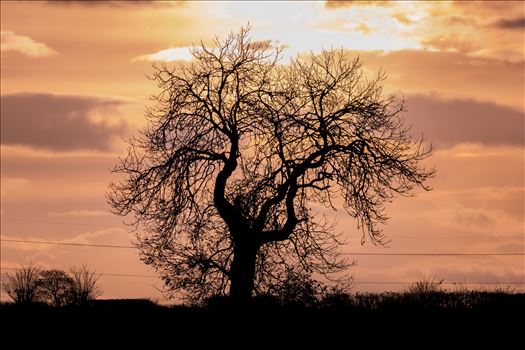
left=1, top=291, right=523, bottom=347
left=2, top=263, right=102, bottom=305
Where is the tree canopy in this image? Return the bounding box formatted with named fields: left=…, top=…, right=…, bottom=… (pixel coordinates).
left=108, top=26, right=433, bottom=303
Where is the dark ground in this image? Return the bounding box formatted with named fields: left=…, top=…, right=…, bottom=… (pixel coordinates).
left=1, top=293, right=524, bottom=346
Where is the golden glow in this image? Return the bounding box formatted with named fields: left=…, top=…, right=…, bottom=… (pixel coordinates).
left=1, top=1, right=523, bottom=300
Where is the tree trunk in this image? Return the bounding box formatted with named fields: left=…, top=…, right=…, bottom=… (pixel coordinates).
left=229, top=240, right=258, bottom=303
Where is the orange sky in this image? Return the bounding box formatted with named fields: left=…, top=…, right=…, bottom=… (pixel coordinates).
left=1, top=1, right=524, bottom=302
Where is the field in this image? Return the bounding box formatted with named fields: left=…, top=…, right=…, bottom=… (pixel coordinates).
left=2, top=291, right=524, bottom=346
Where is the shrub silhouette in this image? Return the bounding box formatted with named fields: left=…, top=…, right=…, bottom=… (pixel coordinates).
left=2, top=263, right=41, bottom=304
left=272, top=271, right=325, bottom=307
left=69, top=265, right=102, bottom=305
left=38, top=270, right=75, bottom=307
left=406, top=276, right=444, bottom=294
left=3, top=264, right=103, bottom=306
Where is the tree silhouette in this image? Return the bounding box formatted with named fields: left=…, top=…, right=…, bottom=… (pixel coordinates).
left=69, top=265, right=102, bottom=305
left=108, top=25, right=433, bottom=303
left=38, top=269, right=75, bottom=307
left=2, top=263, right=41, bottom=304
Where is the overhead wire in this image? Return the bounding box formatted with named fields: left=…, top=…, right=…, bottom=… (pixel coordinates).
left=1, top=217, right=521, bottom=240
left=2, top=238, right=523, bottom=256
left=1, top=267, right=523, bottom=285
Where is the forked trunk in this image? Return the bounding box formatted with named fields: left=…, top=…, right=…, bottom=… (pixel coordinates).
left=229, top=241, right=258, bottom=303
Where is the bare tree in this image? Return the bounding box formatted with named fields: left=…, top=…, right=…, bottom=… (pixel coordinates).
left=2, top=263, right=41, bottom=304
left=69, top=265, right=102, bottom=305
left=38, top=269, right=74, bottom=307
left=108, top=25, right=434, bottom=303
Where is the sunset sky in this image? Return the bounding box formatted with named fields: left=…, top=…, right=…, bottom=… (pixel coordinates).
left=1, top=0, right=524, bottom=302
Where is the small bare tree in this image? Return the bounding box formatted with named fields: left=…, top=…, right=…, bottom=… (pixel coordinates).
left=38, top=269, right=75, bottom=307
left=69, top=265, right=102, bottom=305
left=2, top=263, right=41, bottom=304
left=108, top=25, right=434, bottom=303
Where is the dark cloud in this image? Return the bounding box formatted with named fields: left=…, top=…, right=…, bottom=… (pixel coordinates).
left=404, top=94, right=524, bottom=147
left=1, top=93, right=128, bottom=151
left=246, top=40, right=273, bottom=51
left=494, top=17, right=525, bottom=29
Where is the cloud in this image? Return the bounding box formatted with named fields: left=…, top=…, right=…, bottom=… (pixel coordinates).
left=353, top=256, right=525, bottom=288
left=246, top=39, right=274, bottom=51
left=0, top=147, right=119, bottom=205
left=323, top=21, right=374, bottom=34
left=1, top=31, right=58, bottom=58
left=1, top=177, right=31, bottom=196
left=449, top=1, right=524, bottom=19
left=391, top=12, right=415, bottom=25
left=324, top=0, right=393, bottom=9
left=352, top=50, right=524, bottom=110
left=1, top=93, right=129, bottom=151
left=404, top=94, right=524, bottom=147
left=64, top=227, right=134, bottom=246
left=423, top=201, right=523, bottom=237
left=420, top=2, right=524, bottom=60
left=430, top=145, right=524, bottom=191
left=48, top=210, right=111, bottom=218
left=494, top=17, right=525, bottom=30
left=420, top=33, right=478, bottom=54
left=0, top=227, right=132, bottom=254
left=320, top=1, right=524, bottom=61
left=45, top=0, right=179, bottom=8
left=132, top=47, right=193, bottom=62
left=344, top=171, right=524, bottom=292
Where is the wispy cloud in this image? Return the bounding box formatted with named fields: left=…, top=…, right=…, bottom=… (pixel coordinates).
left=47, top=210, right=111, bottom=218
left=319, top=1, right=524, bottom=61
left=46, top=0, right=180, bottom=8
left=1, top=31, right=58, bottom=58
left=131, top=47, right=193, bottom=62
left=1, top=177, right=31, bottom=196
left=325, top=0, right=393, bottom=9
left=1, top=228, right=131, bottom=253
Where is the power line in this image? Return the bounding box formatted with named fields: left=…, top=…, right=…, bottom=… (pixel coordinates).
left=351, top=281, right=525, bottom=285
left=0, top=267, right=157, bottom=278
left=1, top=239, right=134, bottom=249
left=1, top=217, right=116, bottom=228
left=2, top=217, right=521, bottom=240
left=2, top=239, right=523, bottom=256
left=341, top=252, right=524, bottom=256
left=1, top=267, right=522, bottom=285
